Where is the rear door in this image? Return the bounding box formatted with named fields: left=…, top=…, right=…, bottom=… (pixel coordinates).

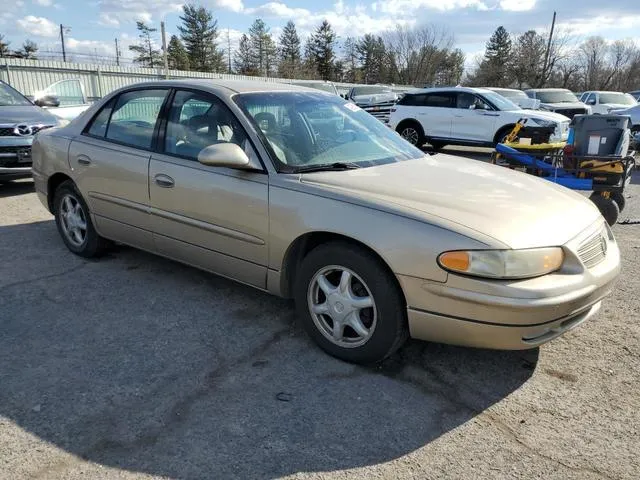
left=451, top=92, right=497, bottom=143
left=149, top=89, right=269, bottom=288
left=419, top=92, right=455, bottom=139
left=69, top=88, right=169, bottom=250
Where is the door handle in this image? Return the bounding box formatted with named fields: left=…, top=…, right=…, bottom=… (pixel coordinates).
left=77, top=155, right=91, bottom=165
left=481, top=113, right=500, bottom=117
left=154, top=174, right=175, bottom=188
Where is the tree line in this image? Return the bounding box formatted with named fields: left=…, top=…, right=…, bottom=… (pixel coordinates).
left=127, top=3, right=465, bottom=86
left=0, top=35, right=40, bottom=59
left=467, top=26, right=640, bottom=92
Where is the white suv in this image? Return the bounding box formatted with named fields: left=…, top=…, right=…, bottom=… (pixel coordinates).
left=389, top=87, right=570, bottom=149
left=579, top=91, right=637, bottom=114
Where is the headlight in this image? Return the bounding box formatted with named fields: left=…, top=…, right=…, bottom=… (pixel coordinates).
left=438, top=247, right=564, bottom=279
left=529, top=118, right=557, bottom=128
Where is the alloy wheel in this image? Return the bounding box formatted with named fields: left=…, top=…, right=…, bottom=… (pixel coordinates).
left=307, top=265, right=377, bottom=348
left=401, top=127, right=419, bottom=145
left=59, top=193, right=88, bottom=247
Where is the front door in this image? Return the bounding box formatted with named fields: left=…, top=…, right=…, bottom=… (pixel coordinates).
left=69, top=88, right=169, bottom=250
left=149, top=89, right=269, bottom=288
left=451, top=92, right=498, bottom=143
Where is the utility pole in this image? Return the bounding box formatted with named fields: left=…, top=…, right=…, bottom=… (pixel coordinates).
left=60, top=24, right=67, bottom=62
left=160, top=21, right=169, bottom=78
left=227, top=28, right=231, bottom=74
left=114, top=38, right=120, bottom=66
left=542, top=11, right=557, bottom=86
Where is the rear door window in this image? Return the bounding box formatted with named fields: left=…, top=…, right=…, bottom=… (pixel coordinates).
left=424, top=93, right=455, bottom=108
left=105, top=89, right=168, bottom=150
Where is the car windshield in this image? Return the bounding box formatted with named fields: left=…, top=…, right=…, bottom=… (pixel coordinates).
left=0, top=82, right=33, bottom=107
left=599, top=93, right=637, bottom=105
left=535, top=90, right=579, bottom=103
left=234, top=92, right=424, bottom=173
left=294, top=82, right=337, bottom=95
left=481, top=91, right=521, bottom=111
left=352, top=86, right=392, bottom=96
left=495, top=89, right=527, bottom=100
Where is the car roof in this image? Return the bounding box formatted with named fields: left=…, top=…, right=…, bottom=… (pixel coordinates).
left=116, top=79, right=322, bottom=95
left=405, top=86, right=492, bottom=95
left=583, top=90, right=626, bottom=94
left=524, top=88, right=572, bottom=92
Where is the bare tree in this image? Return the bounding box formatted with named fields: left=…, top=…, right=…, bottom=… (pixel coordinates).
left=383, top=24, right=454, bottom=86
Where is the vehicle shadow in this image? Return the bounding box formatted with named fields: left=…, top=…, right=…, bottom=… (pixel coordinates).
left=0, top=220, right=538, bottom=479
left=0, top=179, right=34, bottom=198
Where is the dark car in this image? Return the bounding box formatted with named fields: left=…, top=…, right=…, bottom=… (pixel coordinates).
left=0, top=80, right=62, bottom=183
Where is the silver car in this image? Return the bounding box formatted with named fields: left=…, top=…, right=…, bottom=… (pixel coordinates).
left=32, top=80, right=620, bottom=364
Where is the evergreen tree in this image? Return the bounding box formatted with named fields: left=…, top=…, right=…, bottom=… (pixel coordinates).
left=178, top=4, right=224, bottom=72
left=357, top=34, right=386, bottom=84
left=308, top=20, right=337, bottom=80
left=278, top=21, right=301, bottom=78
left=234, top=34, right=257, bottom=75
left=16, top=39, right=38, bottom=60
left=167, top=35, right=190, bottom=70
left=0, top=34, right=10, bottom=58
left=248, top=19, right=277, bottom=77
left=471, top=26, right=512, bottom=86
left=128, top=22, right=161, bottom=68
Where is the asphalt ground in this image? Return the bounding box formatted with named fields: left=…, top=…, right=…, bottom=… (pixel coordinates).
left=0, top=148, right=639, bottom=479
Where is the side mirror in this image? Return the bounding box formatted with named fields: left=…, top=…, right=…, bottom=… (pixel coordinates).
left=198, top=143, right=251, bottom=169
left=34, top=95, right=61, bottom=108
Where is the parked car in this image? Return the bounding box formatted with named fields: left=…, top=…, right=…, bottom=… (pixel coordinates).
left=485, top=87, right=541, bottom=109
left=0, top=80, right=63, bottom=183
left=31, top=78, right=91, bottom=121
left=290, top=80, right=339, bottom=96
left=628, top=90, right=640, bottom=102
left=344, top=85, right=398, bottom=123
left=32, top=80, right=620, bottom=364
left=388, top=86, right=570, bottom=149
left=525, top=88, right=591, bottom=118
left=609, top=103, right=640, bottom=134
left=578, top=91, right=637, bottom=114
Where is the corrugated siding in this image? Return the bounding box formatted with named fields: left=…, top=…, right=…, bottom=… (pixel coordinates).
left=0, top=58, right=411, bottom=100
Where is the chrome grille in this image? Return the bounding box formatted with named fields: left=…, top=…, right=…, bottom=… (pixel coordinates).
left=359, top=101, right=396, bottom=123
left=577, top=229, right=607, bottom=269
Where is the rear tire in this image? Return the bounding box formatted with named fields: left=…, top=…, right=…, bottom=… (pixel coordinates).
left=590, top=193, right=620, bottom=226
left=53, top=180, right=110, bottom=257
left=397, top=122, right=425, bottom=147
left=294, top=242, right=409, bottom=364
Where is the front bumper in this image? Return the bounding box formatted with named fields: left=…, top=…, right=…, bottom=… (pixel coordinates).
left=0, top=137, right=33, bottom=179
left=400, top=220, right=620, bottom=350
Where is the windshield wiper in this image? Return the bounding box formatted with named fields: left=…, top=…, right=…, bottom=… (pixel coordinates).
left=293, top=162, right=362, bottom=173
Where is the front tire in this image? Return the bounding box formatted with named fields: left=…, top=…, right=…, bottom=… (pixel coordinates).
left=53, top=180, right=109, bottom=257
left=590, top=193, right=620, bottom=226
left=294, top=242, right=408, bottom=364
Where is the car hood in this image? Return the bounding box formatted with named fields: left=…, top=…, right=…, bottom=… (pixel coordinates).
left=0, top=105, right=60, bottom=125
left=352, top=93, right=397, bottom=105
left=300, top=155, right=601, bottom=249
left=517, top=110, right=570, bottom=122
left=602, top=103, right=635, bottom=110
left=540, top=102, right=587, bottom=110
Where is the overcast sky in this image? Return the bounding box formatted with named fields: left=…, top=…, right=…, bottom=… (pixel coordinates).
left=1, top=0, right=638, bottom=66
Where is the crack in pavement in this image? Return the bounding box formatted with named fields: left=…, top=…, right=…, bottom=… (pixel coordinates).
left=0, top=263, right=87, bottom=291
left=30, top=325, right=294, bottom=479
left=377, top=356, right=615, bottom=480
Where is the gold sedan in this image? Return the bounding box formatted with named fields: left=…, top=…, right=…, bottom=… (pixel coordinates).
left=31, top=80, right=620, bottom=364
